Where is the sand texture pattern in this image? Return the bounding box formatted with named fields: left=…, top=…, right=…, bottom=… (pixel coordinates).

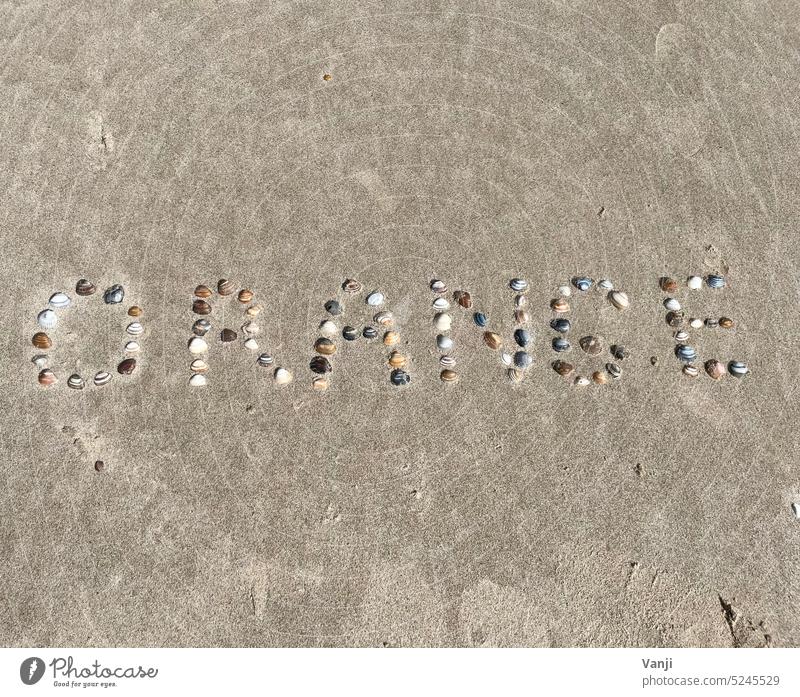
left=1, top=1, right=799, bottom=647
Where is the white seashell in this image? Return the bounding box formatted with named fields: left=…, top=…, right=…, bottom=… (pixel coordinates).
left=500, top=352, right=512, bottom=366
left=664, top=298, right=681, bottom=312
left=241, top=321, right=260, bottom=336
left=49, top=292, right=71, bottom=309
left=608, top=290, right=630, bottom=310
left=244, top=338, right=259, bottom=351
left=433, top=313, right=452, bottom=331
left=126, top=321, right=144, bottom=335
left=124, top=341, right=140, bottom=353
left=374, top=311, right=394, bottom=327
left=93, top=371, right=111, bottom=387
left=558, top=284, right=572, bottom=297
left=574, top=376, right=590, bottom=386
left=432, top=297, right=450, bottom=310
left=32, top=354, right=48, bottom=369
left=598, top=279, right=613, bottom=291
left=366, top=291, right=384, bottom=306
left=189, top=373, right=207, bottom=387
left=689, top=318, right=702, bottom=329
left=319, top=320, right=338, bottom=337
left=440, top=355, right=456, bottom=368
left=188, top=337, right=208, bottom=354
left=436, top=334, right=453, bottom=351
left=515, top=295, right=527, bottom=308
left=274, top=367, right=293, bottom=384
left=190, top=359, right=208, bottom=373
left=37, top=309, right=57, bottom=329
left=792, top=502, right=800, bottom=519
left=687, top=275, right=703, bottom=290
left=674, top=330, right=689, bottom=342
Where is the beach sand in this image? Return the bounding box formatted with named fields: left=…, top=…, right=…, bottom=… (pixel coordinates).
left=1, top=1, right=798, bottom=647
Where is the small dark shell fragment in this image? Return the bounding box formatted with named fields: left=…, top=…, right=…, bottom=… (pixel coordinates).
left=192, top=319, right=211, bottom=336
left=550, top=318, right=571, bottom=334
left=390, top=369, right=411, bottom=386
left=579, top=335, right=602, bottom=355
left=75, top=279, right=96, bottom=296
left=342, top=326, right=359, bottom=341
left=362, top=326, right=378, bottom=339
left=32, top=332, right=52, bottom=349
left=514, top=329, right=530, bottom=347
left=666, top=311, right=684, bottom=327
left=552, top=360, right=574, bottom=377
left=454, top=290, right=472, bottom=309
left=610, top=344, right=629, bottom=360
left=315, top=337, right=336, bottom=355
left=310, top=356, right=332, bottom=374
left=217, top=279, right=235, bottom=296
left=325, top=300, right=343, bottom=316
left=193, top=299, right=212, bottom=315
left=220, top=328, right=237, bottom=343
left=103, top=284, right=125, bottom=304
left=194, top=285, right=213, bottom=298
left=117, top=358, right=137, bottom=375
left=342, top=278, right=362, bottom=294
left=473, top=312, right=487, bottom=327
left=94, top=460, right=105, bottom=472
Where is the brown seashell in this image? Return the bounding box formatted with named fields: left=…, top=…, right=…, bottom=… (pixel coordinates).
left=238, top=289, right=254, bottom=304
left=579, top=335, right=602, bottom=355
left=32, top=332, right=52, bottom=349
left=220, top=328, right=237, bottom=343
left=342, top=278, right=362, bottom=294
left=454, top=290, right=472, bottom=309
left=193, top=299, right=212, bottom=315
left=514, top=309, right=530, bottom=325
left=440, top=369, right=458, bottom=383
left=704, top=359, right=726, bottom=380
left=553, top=360, right=574, bottom=377
left=194, top=285, right=213, bottom=298
left=551, top=298, right=570, bottom=313
left=217, top=279, right=234, bottom=296
left=660, top=277, right=678, bottom=293
left=127, top=306, right=143, bottom=317
left=38, top=369, right=56, bottom=386
left=719, top=317, right=735, bottom=329
left=666, top=311, right=684, bottom=328
left=383, top=331, right=400, bottom=346
left=483, top=331, right=502, bottom=350
left=117, top=358, right=137, bottom=375
left=388, top=351, right=407, bottom=369
left=75, top=279, right=96, bottom=296
left=312, top=376, right=329, bottom=391
left=592, top=370, right=609, bottom=385
left=246, top=304, right=262, bottom=317
left=315, top=337, right=337, bottom=355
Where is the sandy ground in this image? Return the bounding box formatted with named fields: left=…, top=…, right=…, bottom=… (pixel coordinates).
left=1, top=1, right=799, bottom=647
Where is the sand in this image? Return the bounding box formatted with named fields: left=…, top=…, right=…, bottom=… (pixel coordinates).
left=1, top=1, right=798, bottom=647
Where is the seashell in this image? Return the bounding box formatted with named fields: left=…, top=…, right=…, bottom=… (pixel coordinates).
left=189, top=373, right=207, bottom=387
left=675, top=344, right=697, bottom=362
left=660, top=277, right=678, bottom=293
left=217, top=279, right=235, bottom=296
left=608, top=290, right=630, bottom=310
left=190, top=359, right=208, bottom=373
left=689, top=318, right=703, bottom=329
left=325, top=299, right=343, bottom=316
left=362, top=326, right=378, bottom=339
left=510, top=278, right=528, bottom=292
left=315, top=337, right=336, bottom=355
left=38, top=369, right=56, bottom=386
left=514, top=309, right=530, bottom=325
left=650, top=356, right=659, bottom=366
left=194, top=285, right=213, bottom=298
left=67, top=374, right=85, bottom=390
left=383, top=331, right=400, bottom=346
left=312, top=376, right=329, bottom=391
left=706, top=274, right=726, bottom=289
left=728, top=361, right=748, bottom=378
left=500, top=352, right=513, bottom=366
left=605, top=363, right=622, bottom=380
left=598, top=279, right=613, bottom=291
left=507, top=368, right=524, bottom=384
left=557, top=284, right=572, bottom=297
left=574, top=376, right=591, bottom=387
left=342, top=326, right=359, bottom=341
left=310, top=356, right=332, bottom=374
left=103, top=284, right=124, bottom=304
left=682, top=364, right=699, bottom=378
left=117, top=358, right=137, bottom=375
left=246, top=305, right=262, bottom=317
left=388, top=351, right=407, bottom=369
left=257, top=353, right=273, bottom=367
left=31, top=354, right=48, bottom=369
left=342, top=278, right=362, bottom=294
left=319, top=320, right=338, bottom=337
left=550, top=318, right=571, bottom=334
left=483, top=331, right=502, bottom=350
left=430, top=280, right=447, bottom=294
left=514, top=329, right=531, bottom=347
left=126, top=321, right=144, bottom=336
left=49, top=292, right=70, bottom=309
left=440, top=369, right=458, bottom=383
left=551, top=298, right=570, bottom=312
left=243, top=338, right=259, bottom=350
left=572, top=276, right=593, bottom=292
left=473, top=312, right=487, bottom=327
left=374, top=311, right=394, bottom=327
left=610, top=344, right=628, bottom=360
left=579, top=335, right=602, bottom=355
left=664, top=297, right=681, bottom=311
left=241, top=321, right=260, bottom=336
left=666, top=311, right=684, bottom=327
left=220, top=328, right=237, bottom=343
left=704, top=359, right=726, bottom=380
left=193, top=319, right=211, bottom=336
left=454, top=291, right=472, bottom=309
left=366, top=291, right=385, bottom=306
left=124, top=341, right=140, bottom=353
left=193, top=299, right=212, bottom=315
left=432, top=297, right=450, bottom=311
left=32, top=332, right=52, bottom=349
left=674, top=330, right=689, bottom=342
left=75, top=279, right=96, bottom=296
left=390, top=369, right=411, bottom=386
left=552, top=337, right=571, bottom=352
left=436, top=334, right=453, bottom=351
left=238, top=289, right=254, bottom=304
left=440, top=355, right=456, bottom=368
left=128, top=306, right=143, bottom=317
left=188, top=337, right=208, bottom=354
left=592, top=371, right=609, bottom=385
left=704, top=318, right=718, bottom=329
left=687, top=275, right=703, bottom=290
left=515, top=295, right=527, bottom=308
left=93, top=371, right=111, bottom=387
left=37, top=309, right=57, bottom=329
left=433, top=313, right=452, bottom=331
left=552, top=360, right=574, bottom=377
left=514, top=351, right=532, bottom=369
left=274, top=367, right=293, bottom=385
left=719, top=317, right=735, bottom=329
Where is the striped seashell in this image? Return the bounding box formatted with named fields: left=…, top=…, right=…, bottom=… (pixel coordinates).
left=190, top=359, right=209, bottom=373
left=32, top=332, right=52, bottom=349
left=704, top=359, right=726, bottom=380
left=436, top=334, right=453, bottom=351
left=342, top=278, right=362, bottom=294
left=117, top=358, right=137, bottom=375
left=514, top=329, right=531, bottom=347
left=483, top=331, right=502, bottom=350
left=664, top=297, right=681, bottom=312
left=514, top=351, right=532, bottom=369
left=193, top=299, right=212, bottom=315
left=551, top=318, right=571, bottom=334
left=598, top=279, right=613, bottom=291
left=440, top=355, right=456, bottom=368
left=241, top=321, right=260, bottom=336
left=103, top=284, right=124, bottom=304
left=220, top=328, right=237, bottom=343
left=319, top=320, right=338, bottom=337
left=552, top=360, right=574, bottom=377
left=552, top=337, right=570, bottom=352
left=257, top=353, right=274, bottom=367
left=342, top=326, right=359, bottom=341
left=217, top=279, right=235, bottom=296
left=572, top=276, right=593, bottom=292
left=31, top=354, right=48, bottom=369
left=666, top=311, right=684, bottom=327
left=245, top=304, right=262, bottom=317
left=674, top=330, right=689, bottom=342
left=500, top=352, right=513, bottom=366
left=430, top=279, right=447, bottom=294
left=689, top=318, right=703, bottom=329
left=243, top=338, right=259, bottom=350
left=719, top=317, right=735, bottom=329
left=315, top=337, right=336, bottom=355
left=49, top=292, right=70, bottom=309
left=188, top=337, right=208, bottom=354
left=454, top=291, right=472, bottom=309
left=551, top=298, right=570, bottom=313
left=37, top=309, right=57, bottom=329
left=704, top=318, right=718, bottom=329
left=592, top=371, right=609, bottom=385
left=728, top=361, right=748, bottom=378
left=706, top=274, right=726, bottom=289
left=192, top=319, right=211, bottom=336
left=312, top=376, right=329, bottom=391
left=374, top=311, right=394, bottom=326
left=93, top=371, right=111, bottom=387
left=310, top=356, right=332, bottom=374
left=38, top=369, right=57, bottom=386
left=682, top=364, right=699, bottom=378
left=67, top=374, right=85, bottom=390
left=124, top=341, right=140, bottom=353
left=433, top=313, right=452, bottom=331
left=473, top=312, right=487, bottom=327
left=687, top=275, right=703, bottom=290
left=579, top=335, right=602, bottom=355
left=388, top=351, right=407, bottom=369
left=274, top=367, right=293, bottom=385
left=606, top=363, right=622, bottom=379
left=659, top=277, right=678, bottom=293
left=238, top=289, right=254, bottom=304
left=128, top=306, right=143, bottom=317
left=507, top=368, right=524, bottom=384
left=514, top=309, right=530, bottom=325
left=75, top=279, right=96, bottom=296
left=510, top=278, right=528, bottom=292
left=557, top=284, right=572, bottom=297
left=574, top=376, right=591, bottom=387
left=194, top=285, right=213, bottom=298
left=608, top=290, right=629, bottom=310
left=432, top=297, right=450, bottom=311
left=189, top=373, right=207, bottom=387
left=362, top=326, right=378, bottom=339
left=366, top=291, right=384, bottom=306
left=440, top=369, right=458, bottom=383
left=390, top=369, right=411, bottom=386
left=126, top=321, right=144, bottom=336
left=383, top=331, right=400, bottom=346
left=675, top=344, right=697, bottom=362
